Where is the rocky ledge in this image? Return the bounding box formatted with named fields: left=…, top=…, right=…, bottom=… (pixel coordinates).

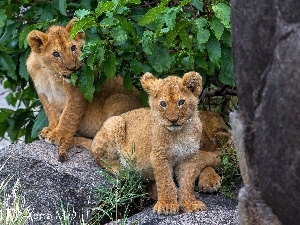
left=0, top=141, right=238, bottom=224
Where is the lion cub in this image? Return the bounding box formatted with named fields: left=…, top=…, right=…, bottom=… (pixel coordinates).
left=92, top=71, right=207, bottom=215
left=26, top=19, right=141, bottom=161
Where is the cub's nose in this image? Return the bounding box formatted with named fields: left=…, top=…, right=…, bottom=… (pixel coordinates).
left=168, top=118, right=179, bottom=125
left=66, top=66, right=76, bottom=71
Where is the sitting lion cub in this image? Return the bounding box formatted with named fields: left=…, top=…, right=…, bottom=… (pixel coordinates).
left=92, top=71, right=208, bottom=215
left=26, top=19, right=141, bottom=161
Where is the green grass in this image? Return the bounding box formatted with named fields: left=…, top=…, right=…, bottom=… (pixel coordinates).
left=0, top=161, right=30, bottom=225
left=218, top=146, right=241, bottom=198
left=57, top=201, right=87, bottom=225
left=89, top=156, right=150, bottom=224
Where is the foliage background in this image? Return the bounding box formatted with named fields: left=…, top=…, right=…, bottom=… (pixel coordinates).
left=0, top=0, right=235, bottom=144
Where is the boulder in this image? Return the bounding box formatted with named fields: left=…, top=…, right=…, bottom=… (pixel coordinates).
left=0, top=141, right=105, bottom=225
left=119, top=192, right=238, bottom=225
left=0, top=141, right=239, bottom=224
left=231, top=0, right=300, bottom=224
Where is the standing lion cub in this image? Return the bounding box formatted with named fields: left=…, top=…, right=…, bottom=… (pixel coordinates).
left=92, top=71, right=209, bottom=215
left=26, top=19, right=141, bottom=161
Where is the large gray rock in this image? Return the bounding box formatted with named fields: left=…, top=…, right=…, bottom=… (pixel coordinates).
left=231, top=1, right=300, bottom=224
left=120, top=192, right=238, bottom=225
left=0, top=141, right=105, bottom=225
left=0, top=141, right=239, bottom=224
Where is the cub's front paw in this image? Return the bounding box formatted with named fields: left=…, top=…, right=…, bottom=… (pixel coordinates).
left=198, top=167, right=221, bottom=193
left=45, top=130, right=67, bottom=145
left=153, top=200, right=179, bottom=215
left=39, top=127, right=53, bottom=140
left=180, top=200, right=206, bottom=213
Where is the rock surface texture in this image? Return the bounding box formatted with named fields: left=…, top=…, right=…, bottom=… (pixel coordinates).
left=0, top=141, right=239, bottom=224
left=119, top=192, right=238, bottom=225
left=231, top=1, right=300, bottom=224
left=0, top=141, right=105, bottom=225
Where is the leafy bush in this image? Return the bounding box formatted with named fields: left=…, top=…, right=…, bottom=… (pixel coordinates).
left=0, top=0, right=234, bottom=143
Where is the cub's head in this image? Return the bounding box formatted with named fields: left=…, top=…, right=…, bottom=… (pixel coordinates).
left=141, top=71, right=202, bottom=131
left=27, top=19, right=85, bottom=80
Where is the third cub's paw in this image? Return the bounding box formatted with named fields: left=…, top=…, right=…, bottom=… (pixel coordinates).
left=39, top=127, right=53, bottom=140
left=198, top=167, right=221, bottom=193
left=153, top=200, right=179, bottom=215
left=45, top=130, right=66, bottom=146
left=180, top=200, right=206, bottom=213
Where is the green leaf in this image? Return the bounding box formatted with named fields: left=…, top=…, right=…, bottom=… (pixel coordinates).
left=165, top=20, right=189, bottom=48
left=71, top=72, right=78, bottom=85
left=0, top=9, right=7, bottom=28
left=195, top=57, right=208, bottom=70
left=0, top=52, right=17, bottom=80
left=142, top=30, right=155, bottom=55
left=100, top=16, right=119, bottom=27
left=130, top=59, right=143, bottom=74
left=70, top=15, right=96, bottom=39
left=74, top=9, right=90, bottom=19
left=0, top=121, right=9, bottom=138
left=118, top=16, right=136, bottom=36
left=0, top=22, right=21, bottom=46
left=123, top=73, right=133, bottom=91
left=138, top=5, right=166, bottom=26
left=119, top=0, right=141, bottom=4
left=212, top=3, right=231, bottom=28
left=95, top=1, right=115, bottom=16
left=6, top=93, right=17, bottom=107
left=103, top=53, right=117, bottom=79
left=206, top=60, right=215, bottom=75
left=194, top=18, right=210, bottom=48
left=0, top=108, right=13, bottom=123
left=207, top=34, right=221, bottom=65
left=181, top=56, right=194, bottom=70
left=86, top=54, right=95, bottom=69
left=19, top=52, right=29, bottom=80
left=219, top=48, right=234, bottom=86
left=191, top=0, right=203, bottom=11
left=222, top=29, right=232, bottom=47
left=210, top=17, right=224, bottom=40
left=110, top=26, right=127, bottom=43
left=147, top=45, right=171, bottom=73
left=80, top=0, right=91, bottom=10
left=179, top=29, right=192, bottom=49
left=31, top=109, right=48, bottom=139
left=78, top=65, right=95, bottom=102
left=158, top=7, right=181, bottom=34
left=180, top=0, right=191, bottom=7
left=194, top=17, right=208, bottom=29
left=59, top=0, right=67, bottom=16
left=96, top=45, right=106, bottom=67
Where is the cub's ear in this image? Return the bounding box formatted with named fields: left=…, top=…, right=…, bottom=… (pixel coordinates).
left=141, top=72, right=159, bottom=95
left=27, top=30, right=48, bottom=53
left=66, top=18, right=85, bottom=40
left=182, top=71, right=202, bottom=97
left=66, top=18, right=76, bottom=32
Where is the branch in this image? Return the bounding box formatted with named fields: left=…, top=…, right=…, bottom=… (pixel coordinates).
left=200, top=87, right=237, bottom=99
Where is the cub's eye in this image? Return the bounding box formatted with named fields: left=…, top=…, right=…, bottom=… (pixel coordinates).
left=178, top=99, right=185, bottom=106
left=159, top=101, right=167, bottom=108
left=53, top=52, right=60, bottom=58
left=71, top=45, right=76, bottom=52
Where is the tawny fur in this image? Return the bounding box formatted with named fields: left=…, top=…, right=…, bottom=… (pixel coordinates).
left=26, top=19, right=141, bottom=161
left=92, top=71, right=215, bottom=215
left=198, top=111, right=233, bottom=193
